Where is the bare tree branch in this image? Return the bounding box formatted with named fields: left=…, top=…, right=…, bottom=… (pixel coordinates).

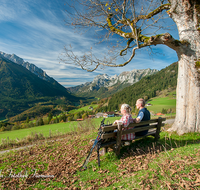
left=60, top=0, right=175, bottom=72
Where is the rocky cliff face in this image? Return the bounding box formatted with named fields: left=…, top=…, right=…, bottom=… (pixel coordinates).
left=0, top=51, right=55, bottom=83
left=67, top=68, right=158, bottom=95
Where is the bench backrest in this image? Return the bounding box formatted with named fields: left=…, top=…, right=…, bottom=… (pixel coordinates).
left=101, top=117, right=166, bottom=140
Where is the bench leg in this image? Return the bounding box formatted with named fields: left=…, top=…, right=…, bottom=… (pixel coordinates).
left=101, top=147, right=108, bottom=155
left=116, top=123, right=122, bottom=156
left=155, top=117, right=162, bottom=141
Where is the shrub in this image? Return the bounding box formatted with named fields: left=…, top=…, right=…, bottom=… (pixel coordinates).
left=161, top=108, right=167, bottom=114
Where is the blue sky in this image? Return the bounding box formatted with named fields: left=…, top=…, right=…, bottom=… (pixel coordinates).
left=0, top=0, right=179, bottom=87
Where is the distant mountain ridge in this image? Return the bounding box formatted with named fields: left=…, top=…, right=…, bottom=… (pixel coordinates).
left=67, top=68, right=158, bottom=98
left=0, top=51, right=55, bottom=84
left=0, top=56, right=78, bottom=118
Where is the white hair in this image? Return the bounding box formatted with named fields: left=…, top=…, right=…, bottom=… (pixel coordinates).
left=121, top=104, right=132, bottom=113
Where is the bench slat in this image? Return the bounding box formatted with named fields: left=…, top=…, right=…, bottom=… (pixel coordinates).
left=101, top=132, right=117, bottom=139
left=127, top=118, right=166, bottom=128
left=101, top=132, right=116, bottom=139
left=101, top=125, right=117, bottom=132
left=100, top=130, right=158, bottom=148
left=122, top=123, right=164, bottom=135
left=122, top=124, right=158, bottom=135
left=134, top=129, right=156, bottom=139
left=101, top=124, right=159, bottom=139
left=101, top=140, right=116, bottom=148
left=101, top=118, right=166, bottom=132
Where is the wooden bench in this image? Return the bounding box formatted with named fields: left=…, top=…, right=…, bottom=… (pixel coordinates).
left=99, top=117, right=166, bottom=156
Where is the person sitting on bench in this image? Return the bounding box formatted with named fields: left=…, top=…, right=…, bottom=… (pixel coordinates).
left=113, top=104, right=135, bottom=140
left=133, top=98, right=151, bottom=136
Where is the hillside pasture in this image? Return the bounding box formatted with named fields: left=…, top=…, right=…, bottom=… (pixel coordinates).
left=0, top=127, right=199, bottom=189
left=147, top=97, right=176, bottom=114
left=68, top=104, right=99, bottom=114
left=0, top=117, right=120, bottom=144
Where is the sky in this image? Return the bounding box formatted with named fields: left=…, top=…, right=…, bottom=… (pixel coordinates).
left=0, top=0, right=179, bottom=87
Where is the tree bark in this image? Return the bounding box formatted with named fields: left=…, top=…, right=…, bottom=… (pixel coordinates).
left=168, top=0, right=200, bottom=134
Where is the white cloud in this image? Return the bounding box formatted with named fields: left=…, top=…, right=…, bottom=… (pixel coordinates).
left=0, top=0, right=29, bottom=21
left=61, top=82, right=85, bottom=87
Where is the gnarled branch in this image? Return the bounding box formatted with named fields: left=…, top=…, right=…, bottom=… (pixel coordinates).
left=60, top=45, right=139, bottom=72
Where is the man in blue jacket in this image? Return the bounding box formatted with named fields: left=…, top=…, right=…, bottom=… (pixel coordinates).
left=133, top=98, right=150, bottom=136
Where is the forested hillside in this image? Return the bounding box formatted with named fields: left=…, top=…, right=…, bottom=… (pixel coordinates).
left=0, top=57, right=79, bottom=118
left=102, top=62, right=178, bottom=111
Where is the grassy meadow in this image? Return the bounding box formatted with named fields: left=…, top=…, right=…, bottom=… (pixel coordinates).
left=0, top=120, right=199, bottom=189
left=68, top=104, right=99, bottom=114
left=0, top=118, right=119, bottom=142
left=147, top=95, right=176, bottom=114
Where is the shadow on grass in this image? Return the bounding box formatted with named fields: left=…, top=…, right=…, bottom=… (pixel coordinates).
left=117, top=132, right=200, bottom=160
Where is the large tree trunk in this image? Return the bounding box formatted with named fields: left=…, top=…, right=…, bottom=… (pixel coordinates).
left=171, top=55, right=200, bottom=134
left=168, top=0, right=200, bottom=134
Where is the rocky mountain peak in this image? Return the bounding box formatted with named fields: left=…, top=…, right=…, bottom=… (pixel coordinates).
left=67, top=68, right=158, bottom=96
left=0, top=51, right=54, bottom=83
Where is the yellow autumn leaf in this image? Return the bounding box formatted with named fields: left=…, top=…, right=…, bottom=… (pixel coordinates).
left=108, top=7, right=111, bottom=10
left=105, top=3, right=108, bottom=7
left=115, top=8, right=118, bottom=12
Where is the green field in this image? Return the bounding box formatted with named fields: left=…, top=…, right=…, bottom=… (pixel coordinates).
left=0, top=117, right=119, bottom=142
left=147, top=97, right=176, bottom=113
left=0, top=128, right=199, bottom=189
left=0, top=122, right=72, bottom=141
left=68, top=104, right=99, bottom=114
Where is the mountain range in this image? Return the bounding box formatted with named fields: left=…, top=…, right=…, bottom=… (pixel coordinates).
left=0, top=55, right=79, bottom=118
left=0, top=51, right=158, bottom=101
left=0, top=51, right=56, bottom=84
left=67, top=68, right=158, bottom=98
